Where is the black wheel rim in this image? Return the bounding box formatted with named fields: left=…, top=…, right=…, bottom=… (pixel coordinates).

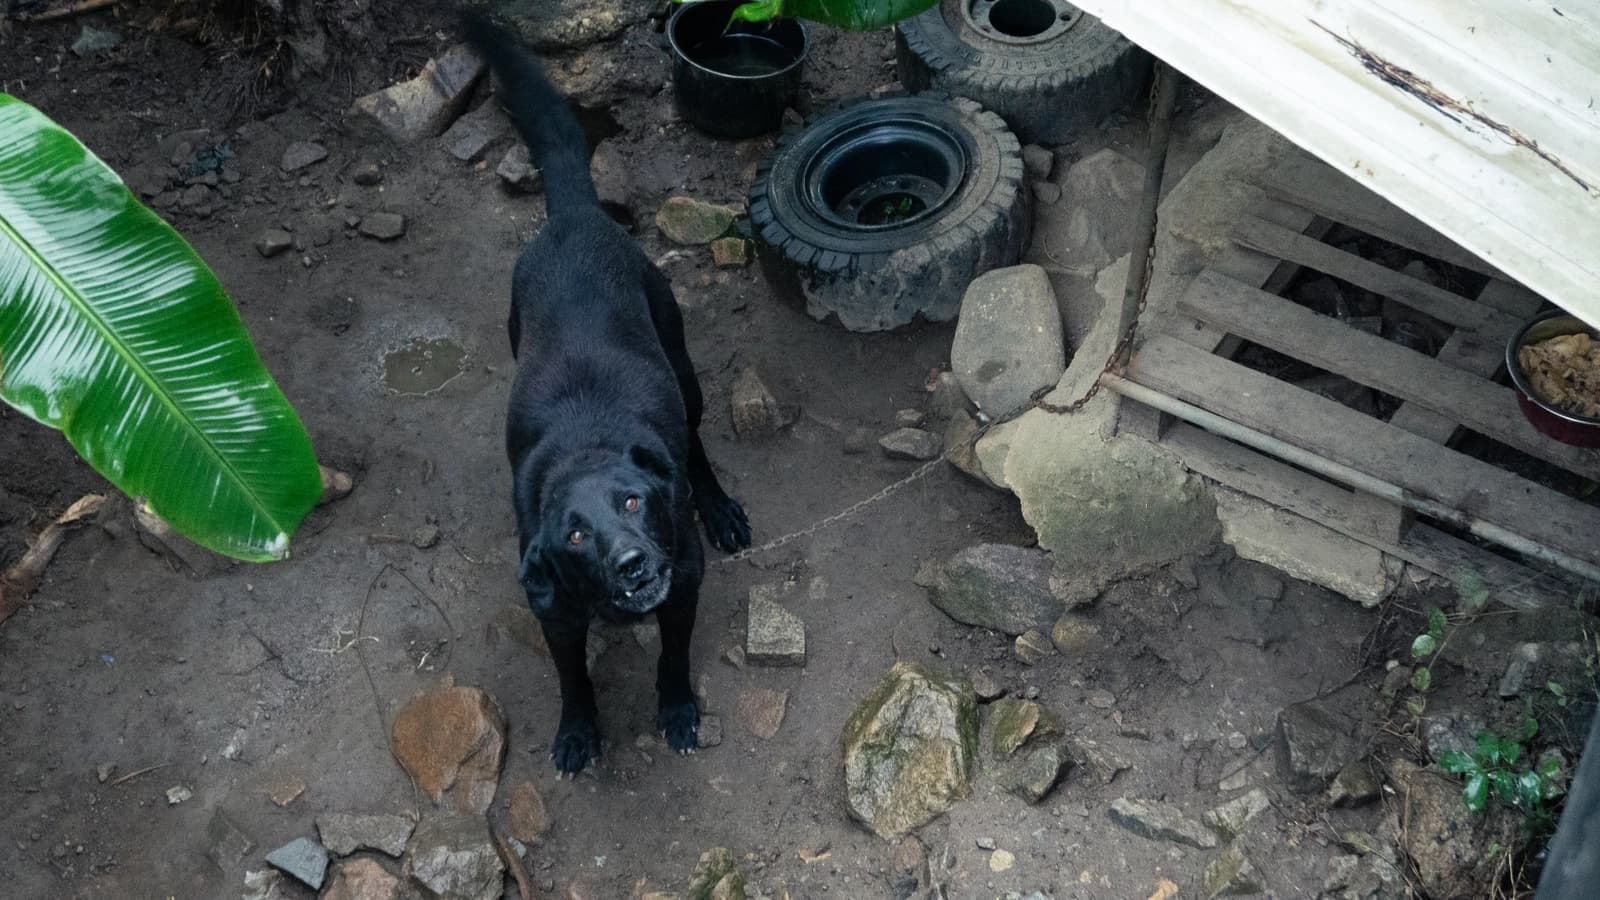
left=801, top=117, right=968, bottom=232
left=961, top=0, right=1083, bottom=46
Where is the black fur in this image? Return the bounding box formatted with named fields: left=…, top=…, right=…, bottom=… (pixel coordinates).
left=464, top=12, right=753, bottom=775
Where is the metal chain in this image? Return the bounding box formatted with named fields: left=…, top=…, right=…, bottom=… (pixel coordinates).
left=711, top=69, right=1168, bottom=569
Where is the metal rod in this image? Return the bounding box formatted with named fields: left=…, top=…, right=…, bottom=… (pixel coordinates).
left=1115, top=62, right=1181, bottom=364
left=1102, top=374, right=1600, bottom=583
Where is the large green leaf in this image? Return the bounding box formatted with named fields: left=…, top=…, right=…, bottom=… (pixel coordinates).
left=679, top=0, right=938, bottom=31
left=0, top=94, right=320, bottom=562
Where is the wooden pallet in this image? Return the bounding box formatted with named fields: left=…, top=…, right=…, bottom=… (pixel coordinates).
left=1114, top=164, right=1600, bottom=608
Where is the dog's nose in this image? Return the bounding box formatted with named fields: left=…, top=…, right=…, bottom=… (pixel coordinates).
left=616, top=549, right=647, bottom=581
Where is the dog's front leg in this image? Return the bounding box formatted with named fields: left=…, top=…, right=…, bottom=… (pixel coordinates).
left=541, top=618, right=601, bottom=775
left=654, top=592, right=699, bottom=753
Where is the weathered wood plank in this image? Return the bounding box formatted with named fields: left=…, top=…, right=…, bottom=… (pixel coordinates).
left=1160, top=421, right=1577, bottom=609
left=1177, top=270, right=1600, bottom=482
left=1388, top=279, right=1545, bottom=442
left=1126, top=334, right=1600, bottom=567
left=1231, top=215, right=1517, bottom=338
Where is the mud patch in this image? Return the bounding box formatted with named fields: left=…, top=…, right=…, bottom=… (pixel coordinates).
left=383, top=337, right=468, bottom=396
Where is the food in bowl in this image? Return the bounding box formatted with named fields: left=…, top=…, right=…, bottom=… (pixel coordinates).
left=1517, top=331, right=1600, bottom=418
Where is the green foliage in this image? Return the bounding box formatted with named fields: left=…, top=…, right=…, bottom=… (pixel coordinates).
left=1436, top=717, right=1564, bottom=827
left=677, top=0, right=939, bottom=30
left=0, top=94, right=321, bottom=562
left=1407, top=604, right=1450, bottom=696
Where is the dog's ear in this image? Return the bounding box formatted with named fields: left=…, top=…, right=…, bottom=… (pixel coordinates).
left=519, top=540, right=555, bottom=615
left=628, top=443, right=673, bottom=483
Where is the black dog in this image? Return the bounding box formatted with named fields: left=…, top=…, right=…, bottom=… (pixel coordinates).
left=464, top=14, right=752, bottom=776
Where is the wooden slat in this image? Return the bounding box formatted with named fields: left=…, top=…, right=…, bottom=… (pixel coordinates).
left=1258, top=166, right=1507, bottom=279
left=1389, top=279, right=1545, bottom=442
left=1126, top=334, right=1600, bottom=568
left=1159, top=421, right=1575, bottom=609
left=1232, top=216, right=1517, bottom=338
left=1177, top=270, right=1600, bottom=482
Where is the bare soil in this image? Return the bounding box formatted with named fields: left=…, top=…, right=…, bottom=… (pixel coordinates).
left=1, top=7, right=1594, bottom=900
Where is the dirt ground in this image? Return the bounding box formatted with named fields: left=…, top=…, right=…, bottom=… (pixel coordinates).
left=2, top=6, right=1595, bottom=900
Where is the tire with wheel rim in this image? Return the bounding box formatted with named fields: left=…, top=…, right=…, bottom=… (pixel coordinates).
left=749, top=93, right=1029, bottom=333
left=896, top=0, right=1151, bottom=144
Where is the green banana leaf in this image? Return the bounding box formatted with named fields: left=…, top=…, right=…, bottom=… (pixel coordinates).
left=678, top=0, right=938, bottom=31
left=0, top=94, right=321, bottom=562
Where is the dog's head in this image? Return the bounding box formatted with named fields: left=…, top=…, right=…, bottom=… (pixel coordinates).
left=519, top=445, right=678, bottom=617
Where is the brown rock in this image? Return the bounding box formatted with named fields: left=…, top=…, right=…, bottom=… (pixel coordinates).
left=322, top=858, right=404, bottom=900
left=711, top=237, right=750, bottom=269
left=507, top=781, right=549, bottom=845
left=737, top=688, right=788, bottom=739
left=265, top=775, right=306, bottom=808
left=350, top=44, right=484, bottom=143
left=730, top=369, right=789, bottom=437
left=565, top=879, right=602, bottom=900
left=389, top=678, right=507, bottom=814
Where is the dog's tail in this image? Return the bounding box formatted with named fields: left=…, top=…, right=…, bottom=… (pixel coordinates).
left=461, top=10, right=598, bottom=215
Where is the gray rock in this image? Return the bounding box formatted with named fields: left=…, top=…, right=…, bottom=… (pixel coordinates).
left=496, top=144, right=542, bottom=193
left=943, top=411, right=999, bottom=489
left=179, top=184, right=213, bottom=210
left=697, top=714, right=723, bottom=748
left=255, top=229, right=293, bottom=258
left=1327, top=760, right=1382, bottom=807
left=989, top=698, right=1058, bottom=758
left=404, top=813, right=505, bottom=900
left=916, top=544, right=1067, bottom=636
left=359, top=212, right=407, bottom=241
left=730, top=369, right=787, bottom=437
left=441, top=102, right=510, bottom=162
left=950, top=264, right=1065, bottom=417
left=351, top=161, right=384, bottom=186
left=997, top=742, right=1071, bottom=804
left=1068, top=737, right=1131, bottom=785
left=1021, top=144, right=1054, bottom=180
left=280, top=141, right=328, bottom=172
left=1032, top=182, right=1062, bottom=204
left=1049, top=613, right=1099, bottom=655
left=242, top=869, right=296, bottom=900
left=71, top=25, right=122, bottom=57
left=970, top=670, right=1005, bottom=702
left=746, top=587, right=806, bottom=666
left=1498, top=642, right=1543, bottom=698
left=843, top=426, right=875, bottom=455
left=1276, top=699, right=1361, bottom=793
left=489, top=0, right=651, bottom=51
left=1203, top=788, right=1270, bottom=838
left=1014, top=629, right=1053, bottom=665
left=265, top=837, right=329, bottom=890
left=1388, top=759, right=1521, bottom=900
left=206, top=810, right=255, bottom=871
left=1202, top=842, right=1263, bottom=898
left=841, top=662, right=978, bottom=838
left=656, top=196, right=738, bottom=244
left=880, top=427, right=941, bottom=460
left=315, top=812, right=416, bottom=857
left=411, top=524, right=441, bottom=550
left=925, top=371, right=969, bottom=424
left=1107, top=797, right=1218, bottom=849
left=895, top=408, right=927, bottom=428
left=1029, top=148, right=1144, bottom=277
left=1421, top=713, right=1484, bottom=765
left=351, top=44, right=485, bottom=143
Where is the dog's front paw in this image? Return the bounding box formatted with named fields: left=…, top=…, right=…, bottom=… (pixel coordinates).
left=657, top=698, right=699, bottom=754
left=551, top=719, right=601, bottom=776
left=699, top=495, right=752, bottom=553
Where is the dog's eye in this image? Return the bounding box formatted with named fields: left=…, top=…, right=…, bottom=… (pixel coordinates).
left=623, top=495, right=640, bottom=513
left=566, top=529, right=585, bottom=545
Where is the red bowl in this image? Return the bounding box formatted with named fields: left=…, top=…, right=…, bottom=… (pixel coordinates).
left=1505, top=311, right=1600, bottom=448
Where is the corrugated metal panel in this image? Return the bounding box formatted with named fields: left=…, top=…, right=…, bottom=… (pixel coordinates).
left=1073, top=0, right=1600, bottom=329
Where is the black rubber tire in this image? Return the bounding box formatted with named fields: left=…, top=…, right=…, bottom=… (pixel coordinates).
left=896, top=0, right=1152, bottom=144
left=749, top=93, right=1030, bottom=333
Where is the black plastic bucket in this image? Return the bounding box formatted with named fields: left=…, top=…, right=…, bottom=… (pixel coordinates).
left=668, top=0, right=808, bottom=139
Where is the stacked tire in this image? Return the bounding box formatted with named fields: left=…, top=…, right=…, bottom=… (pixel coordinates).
left=750, top=93, right=1030, bottom=333
left=896, top=0, right=1151, bottom=144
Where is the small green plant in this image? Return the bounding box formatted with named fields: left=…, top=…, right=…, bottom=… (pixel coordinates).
left=1404, top=604, right=1450, bottom=716
left=1437, top=717, right=1564, bottom=826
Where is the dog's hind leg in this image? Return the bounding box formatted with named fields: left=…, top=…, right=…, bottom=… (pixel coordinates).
left=642, top=268, right=753, bottom=552
left=541, top=618, right=602, bottom=775
left=654, top=590, right=700, bottom=753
